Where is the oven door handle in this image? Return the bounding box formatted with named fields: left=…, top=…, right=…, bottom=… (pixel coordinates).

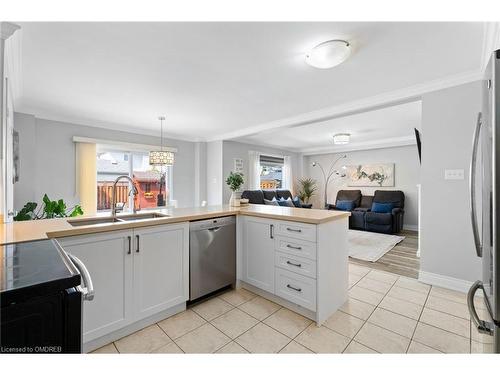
left=68, top=253, right=95, bottom=301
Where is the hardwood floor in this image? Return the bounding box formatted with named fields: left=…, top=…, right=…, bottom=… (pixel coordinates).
left=348, top=230, right=420, bottom=279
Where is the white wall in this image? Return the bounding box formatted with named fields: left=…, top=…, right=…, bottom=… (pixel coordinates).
left=13, top=112, right=197, bottom=211
left=222, top=140, right=302, bottom=203
left=420, top=81, right=482, bottom=285
left=304, top=145, right=420, bottom=228
left=206, top=140, right=223, bottom=205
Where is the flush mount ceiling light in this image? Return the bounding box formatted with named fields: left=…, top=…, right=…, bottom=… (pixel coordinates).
left=333, top=133, right=351, bottom=145
left=149, top=116, right=174, bottom=166
left=305, top=40, right=351, bottom=69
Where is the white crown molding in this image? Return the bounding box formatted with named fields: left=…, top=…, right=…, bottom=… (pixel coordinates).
left=0, top=22, right=20, bottom=40
left=15, top=109, right=202, bottom=143
left=73, top=136, right=178, bottom=153
left=300, top=136, right=416, bottom=156
left=209, top=69, right=483, bottom=142
left=481, top=22, right=500, bottom=72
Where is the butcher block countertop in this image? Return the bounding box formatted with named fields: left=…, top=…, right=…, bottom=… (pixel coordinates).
left=0, top=204, right=350, bottom=245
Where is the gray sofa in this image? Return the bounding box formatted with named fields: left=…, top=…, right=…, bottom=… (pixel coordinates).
left=241, top=189, right=313, bottom=208
left=328, top=189, right=405, bottom=234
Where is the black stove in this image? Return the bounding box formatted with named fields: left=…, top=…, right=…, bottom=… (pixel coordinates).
left=0, top=239, right=83, bottom=353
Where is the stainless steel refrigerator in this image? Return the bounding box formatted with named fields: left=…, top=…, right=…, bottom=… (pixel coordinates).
left=468, top=50, right=500, bottom=353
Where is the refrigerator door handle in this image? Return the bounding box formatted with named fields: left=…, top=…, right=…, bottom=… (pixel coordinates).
left=467, top=280, right=494, bottom=336
left=469, top=112, right=483, bottom=257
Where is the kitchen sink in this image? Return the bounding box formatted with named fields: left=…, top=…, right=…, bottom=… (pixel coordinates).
left=67, top=212, right=168, bottom=227
left=118, top=212, right=169, bottom=221
left=68, top=217, right=125, bottom=227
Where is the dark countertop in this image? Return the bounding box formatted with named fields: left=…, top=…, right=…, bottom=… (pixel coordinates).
left=0, top=239, right=81, bottom=306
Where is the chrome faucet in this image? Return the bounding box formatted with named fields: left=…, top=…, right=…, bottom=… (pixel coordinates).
left=111, top=175, right=139, bottom=218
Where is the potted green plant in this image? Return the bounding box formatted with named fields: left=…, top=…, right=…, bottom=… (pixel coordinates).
left=226, top=172, right=244, bottom=206
left=296, top=178, right=318, bottom=204
left=14, top=194, right=84, bottom=221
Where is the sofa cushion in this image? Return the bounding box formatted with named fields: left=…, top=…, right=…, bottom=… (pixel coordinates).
left=373, top=190, right=405, bottom=208
left=264, top=198, right=279, bottom=206
left=276, top=190, right=293, bottom=200
left=263, top=190, right=278, bottom=201
left=336, top=200, right=356, bottom=211
left=335, top=190, right=362, bottom=207
left=241, top=190, right=265, bottom=204
left=371, top=202, right=394, bottom=213
left=365, top=211, right=392, bottom=225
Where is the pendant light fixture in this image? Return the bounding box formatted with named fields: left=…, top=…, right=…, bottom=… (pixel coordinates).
left=149, top=116, right=174, bottom=166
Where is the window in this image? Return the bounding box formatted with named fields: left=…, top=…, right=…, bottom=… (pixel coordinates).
left=259, top=155, right=284, bottom=190
left=96, top=149, right=172, bottom=212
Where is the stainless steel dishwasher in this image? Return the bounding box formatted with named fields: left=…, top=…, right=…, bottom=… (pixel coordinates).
left=189, top=216, right=236, bottom=301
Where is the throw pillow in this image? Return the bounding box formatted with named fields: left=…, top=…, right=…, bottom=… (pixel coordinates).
left=264, top=199, right=279, bottom=206
left=278, top=197, right=295, bottom=207
left=336, top=200, right=355, bottom=211
left=371, top=202, right=394, bottom=213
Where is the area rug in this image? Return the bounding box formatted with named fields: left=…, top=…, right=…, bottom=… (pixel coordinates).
left=348, top=230, right=405, bottom=262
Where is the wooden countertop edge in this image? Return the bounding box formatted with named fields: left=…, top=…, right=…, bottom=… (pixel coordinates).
left=1, top=206, right=350, bottom=245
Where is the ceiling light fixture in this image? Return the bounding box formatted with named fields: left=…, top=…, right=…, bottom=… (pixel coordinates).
left=149, top=116, right=174, bottom=166
left=305, top=39, right=351, bottom=69
left=333, top=133, right=351, bottom=145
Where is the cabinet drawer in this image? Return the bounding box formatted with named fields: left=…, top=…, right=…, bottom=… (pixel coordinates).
left=275, top=268, right=316, bottom=311
left=275, top=252, right=317, bottom=279
left=275, top=237, right=317, bottom=260
left=276, top=221, right=316, bottom=242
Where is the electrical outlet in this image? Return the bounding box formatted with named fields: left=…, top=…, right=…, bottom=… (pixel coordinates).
left=444, top=169, right=465, bottom=180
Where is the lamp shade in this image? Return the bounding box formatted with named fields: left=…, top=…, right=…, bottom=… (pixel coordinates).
left=149, top=150, right=174, bottom=166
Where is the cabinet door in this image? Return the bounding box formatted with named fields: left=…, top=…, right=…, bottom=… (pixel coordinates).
left=132, top=223, right=189, bottom=320
left=242, top=216, right=276, bottom=293
left=57, top=230, right=133, bottom=343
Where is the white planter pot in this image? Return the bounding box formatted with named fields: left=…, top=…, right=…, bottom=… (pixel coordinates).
left=230, top=191, right=242, bottom=206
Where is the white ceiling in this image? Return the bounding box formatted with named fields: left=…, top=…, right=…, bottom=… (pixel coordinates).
left=16, top=22, right=484, bottom=141
left=235, top=100, right=421, bottom=153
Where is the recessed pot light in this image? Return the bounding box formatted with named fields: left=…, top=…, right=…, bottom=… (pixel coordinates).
left=305, top=40, right=351, bottom=69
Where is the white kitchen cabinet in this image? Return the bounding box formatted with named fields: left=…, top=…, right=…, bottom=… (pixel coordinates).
left=132, top=223, right=189, bottom=320
left=57, top=230, right=134, bottom=343
left=57, top=222, right=189, bottom=344
left=239, top=214, right=349, bottom=326
left=241, top=216, right=276, bottom=293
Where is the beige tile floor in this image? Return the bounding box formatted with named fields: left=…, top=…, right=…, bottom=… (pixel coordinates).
left=91, top=263, right=492, bottom=354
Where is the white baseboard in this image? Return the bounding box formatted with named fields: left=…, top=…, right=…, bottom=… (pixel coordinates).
left=418, top=271, right=474, bottom=293
left=403, top=224, right=418, bottom=231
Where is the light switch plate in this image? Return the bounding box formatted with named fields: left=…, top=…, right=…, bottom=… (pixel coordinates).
left=444, top=169, right=465, bottom=180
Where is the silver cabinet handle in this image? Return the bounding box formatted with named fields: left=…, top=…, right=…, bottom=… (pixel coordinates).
left=136, top=234, right=140, bottom=253
left=286, top=244, right=302, bottom=250
left=286, top=260, right=302, bottom=268
left=68, top=254, right=94, bottom=301
left=270, top=224, right=274, bottom=239
left=127, top=236, right=132, bottom=255
left=286, top=284, right=302, bottom=292
left=286, top=227, right=302, bottom=233
left=469, top=112, right=483, bottom=257
left=467, top=280, right=494, bottom=336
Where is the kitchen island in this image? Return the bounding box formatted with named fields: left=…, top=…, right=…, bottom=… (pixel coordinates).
left=0, top=204, right=349, bottom=352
